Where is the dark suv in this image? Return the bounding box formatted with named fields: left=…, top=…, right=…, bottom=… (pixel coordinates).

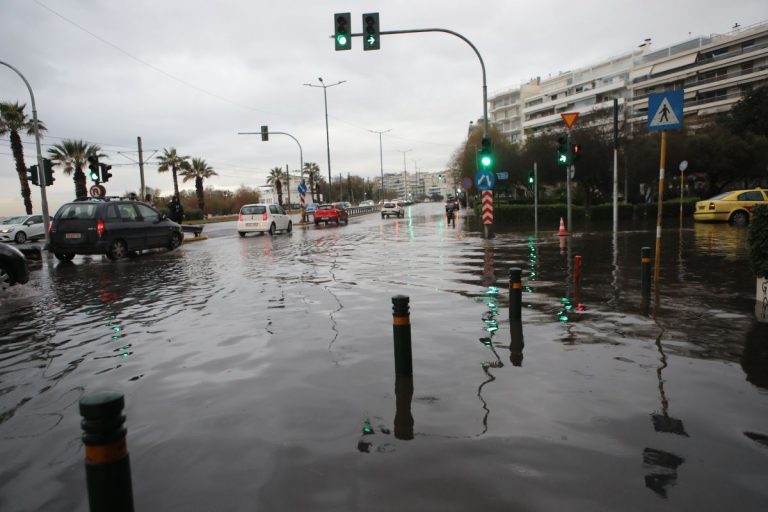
left=49, top=199, right=183, bottom=261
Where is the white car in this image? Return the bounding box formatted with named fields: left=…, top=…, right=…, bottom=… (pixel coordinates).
left=381, top=201, right=404, bottom=218
left=359, top=200, right=375, bottom=207
left=0, top=214, right=45, bottom=244
left=237, top=204, right=292, bottom=236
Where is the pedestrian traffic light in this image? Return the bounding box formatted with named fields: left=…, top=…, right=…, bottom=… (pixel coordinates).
left=100, top=163, right=113, bottom=183
left=362, top=12, right=380, bottom=51
left=557, top=135, right=570, bottom=167
left=88, top=155, right=100, bottom=182
left=43, top=158, right=55, bottom=186
left=334, top=12, right=351, bottom=51
left=261, top=125, right=268, bottom=141
left=571, top=143, right=581, bottom=162
left=28, top=164, right=39, bottom=186
left=479, top=137, right=493, bottom=170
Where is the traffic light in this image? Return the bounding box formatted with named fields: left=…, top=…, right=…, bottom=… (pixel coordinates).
left=43, top=158, right=55, bottom=186
left=527, top=170, right=535, bottom=189
left=88, top=155, right=100, bottom=182
left=28, top=164, right=40, bottom=186
left=557, top=135, right=570, bottom=167
left=362, top=13, right=380, bottom=51
left=571, top=143, right=581, bottom=162
left=334, top=12, right=351, bottom=51
left=100, top=163, right=113, bottom=183
left=479, top=137, right=493, bottom=171
left=261, top=125, right=268, bottom=141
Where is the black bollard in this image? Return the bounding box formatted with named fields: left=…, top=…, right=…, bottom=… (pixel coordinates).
left=509, top=268, right=522, bottom=320
left=392, top=295, right=413, bottom=376
left=641, top=247, right=652, bottom=298
left=394, top=375, right=414, bottom=440
left=79, top=391, right=135, bottom=512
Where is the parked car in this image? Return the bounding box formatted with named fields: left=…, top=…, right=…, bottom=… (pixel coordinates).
left=49, top=199, right=183, bottom=261
left=693, top=188, right=768, bottom=225
left=381, top=201, right=404, bottom=218
left=0, top=242, right=29, bottom=291
left=0, top=214, right=45, bottom=244
left=237, top=204, right=292, bottom=236
left=314, top=203, right=349, bottom=225
left=305, top=203, right=319, bottom=217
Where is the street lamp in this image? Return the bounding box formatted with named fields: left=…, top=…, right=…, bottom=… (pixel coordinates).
left=304, top=77, right=345, bottom=202
left=368, top=128, right=391, bottom=203
left=397, top=149, right=412, bottom=200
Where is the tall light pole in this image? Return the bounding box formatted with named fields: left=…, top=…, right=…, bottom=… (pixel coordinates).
left=397, top=149, right=412, bottom=200
left=368, top=128, right=391, bottom=203
left=413, top=159, right=420, bottom=201
left=304, top=77, right=345, bottom=202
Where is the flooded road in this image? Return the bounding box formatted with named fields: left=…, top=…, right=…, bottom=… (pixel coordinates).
left=1, top=204, right=766, bottom=511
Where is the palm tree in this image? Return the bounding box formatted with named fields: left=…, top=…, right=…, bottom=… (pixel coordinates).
left=157, top=148, right=191, bottom=198
left=47, top=140, right=105, bottom=200
left=303, top=162, right=321, bottom=203
left=267, top=167, right=284, bottom=206
left=181, top=157, right=217, bottom=212
left=0, top=102, right=46, bottom=214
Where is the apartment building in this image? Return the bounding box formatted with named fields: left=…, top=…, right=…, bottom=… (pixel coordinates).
left=489, top=20, right=768, bottom=142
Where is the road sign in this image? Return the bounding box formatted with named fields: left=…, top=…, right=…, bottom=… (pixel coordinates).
left=481, top=191, right=493, bottom=224
left=462, top=177, right=472, bottom=189
left=474, top=170, right=495, bottom=191
left=648, top=90, right=684, bottom=131
left=561, top=112, right=580, bottom=129
left=90, top=184, right=105, bottom=198
left=679, top=160, right=688, bottom=172
left=298, top=181, right=307, bottom=193
left=496, top=171, right=509, bottom=180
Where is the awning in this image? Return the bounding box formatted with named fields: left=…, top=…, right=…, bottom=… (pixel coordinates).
left=629, top=65, right=653, bottom=81
left=651, top=53, right=698, bottom=74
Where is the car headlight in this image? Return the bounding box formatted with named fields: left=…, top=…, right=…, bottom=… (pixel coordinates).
left=1, top=228, right=14, bottom=233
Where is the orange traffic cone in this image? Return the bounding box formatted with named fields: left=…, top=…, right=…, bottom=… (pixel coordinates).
left=558, top=217, right=568, bottom=236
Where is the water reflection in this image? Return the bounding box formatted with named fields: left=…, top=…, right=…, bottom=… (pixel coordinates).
left=394, top=375, right=414, bottom=440
left=643, top=447, right=685, bottom=499
left=693, top=222, right=748, bottom=259
left=509, top=320, right=524, bottom=366
left=741, top=321, right=768, bottom=389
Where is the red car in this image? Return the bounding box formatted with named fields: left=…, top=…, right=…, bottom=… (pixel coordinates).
left=314, top=203, right=349, bottom=226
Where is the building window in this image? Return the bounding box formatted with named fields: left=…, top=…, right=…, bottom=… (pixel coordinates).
left=741, top=40, right=755, bottom=51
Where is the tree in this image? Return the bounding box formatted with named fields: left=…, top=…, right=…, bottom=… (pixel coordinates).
left=181, top=157, right=217, bottom=213
left=303, top=162, right=321, bottom=202
left=157, top=148, right=191, bottom=198
left=47, top=139, right=105, bottom=200
left=0, top=102, right=46, bottom=214
left=728, top=85, right=768, bottom=138
left=267, top=167, right=284, bottom=206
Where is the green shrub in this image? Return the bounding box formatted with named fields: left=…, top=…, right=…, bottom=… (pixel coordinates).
left=748, top=205, right=768, bottom=278
left=184, top=209, right=204, bottom=221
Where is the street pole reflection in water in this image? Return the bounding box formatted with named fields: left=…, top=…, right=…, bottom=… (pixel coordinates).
left=509, top=320, right=524, bottom=367
left=394, top=375, right=414, bottom=440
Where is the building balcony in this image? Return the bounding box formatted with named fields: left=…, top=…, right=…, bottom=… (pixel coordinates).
left=524, top=79, right=625, bottom=115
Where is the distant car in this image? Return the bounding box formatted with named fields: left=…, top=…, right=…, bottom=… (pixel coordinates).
left=0, top=214, right=45, bottom=244
left=314, top=203, right=349, bottom=225
left=359, top=200, right=375, bottom=207
left=238, top=204, right=292, bottom=236
left=694, top=188, right=768, bottom=225
left=0, top=242, right=30, bottom=291
left=49, top=199, right=183, bottom=261
left=305, top=203, right=319, bottom=216
left=381, top=201, right=404, bottom=218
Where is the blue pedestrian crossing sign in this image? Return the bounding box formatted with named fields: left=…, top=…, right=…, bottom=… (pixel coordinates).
left=648, top=90, right=684, bottom=131
left=297, top=180, right=307, bottom=193
left=474, top=170, right=495, bottom=191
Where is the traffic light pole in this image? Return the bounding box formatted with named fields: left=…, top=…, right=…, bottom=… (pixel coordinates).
left=566, top=130, right=573, bottom=238
left=1, top=61, right=51, bottom=249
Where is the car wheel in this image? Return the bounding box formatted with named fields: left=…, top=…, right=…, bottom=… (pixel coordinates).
left=286, top=221, right=293, bottom=233
left=381, top=214, right=385, bottom=218
left=335, top=217, right=340, bottom=225
left=169, top=232, right=183, bottom=251
left=54, top=252, right=75, bottom=262
left=106, top=239, right=128, bottom=260
left=238, top=231, right=246, bottom=237
left=14, top=231, right=27, bottom=244
left=0, top=263, right=14, bottom=290
left=343, top=217, right=348, bottom=225
left=269, top=223, right=276, bottom=236
left=315, top=219, right=320, bottom=226
left=730, top=211, right=749, bottom=225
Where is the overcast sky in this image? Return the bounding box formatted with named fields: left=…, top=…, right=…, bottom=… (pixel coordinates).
left=1, top=0, right=765, bottom=215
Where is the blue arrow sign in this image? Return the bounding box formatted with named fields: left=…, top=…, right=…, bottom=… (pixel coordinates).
left=474, top=170, right=495, bottom=191
left=297, top=181, right=307, bottom=193
left=648, top=90, right=684, bottom=132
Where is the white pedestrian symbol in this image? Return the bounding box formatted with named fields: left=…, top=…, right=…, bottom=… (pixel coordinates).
left=650, top=97, right=680, bottom=127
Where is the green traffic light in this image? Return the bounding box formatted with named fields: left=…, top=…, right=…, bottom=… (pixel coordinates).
left=480, top=155, right=492, bottom=167
left=90, top=172, right=99, bottom=181
left=336, top=34, right=348, bottom=47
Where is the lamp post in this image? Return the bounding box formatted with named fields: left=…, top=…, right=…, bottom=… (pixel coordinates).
left=304, top=77, right=345, bottom=202
left=397, top=149, right=412, bottom=201
left=368, top=128, right=391, bottom=203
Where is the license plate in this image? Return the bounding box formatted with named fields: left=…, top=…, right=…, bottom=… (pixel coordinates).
left=65, top=233, right=82, bottom=239
left=246, top=223, right=257, bottom=227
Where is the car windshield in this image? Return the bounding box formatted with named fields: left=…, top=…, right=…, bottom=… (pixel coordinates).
left=241, top=205, right=266, bottom=215
left=384, top=203, right=395, bottom=208
left=318, top=205, right=333, bottom=210
left=57, top=204, right=99, bottom=219
left=2, top=216, right=27, bottom=224
left=708, top=192, right=732, bottom=201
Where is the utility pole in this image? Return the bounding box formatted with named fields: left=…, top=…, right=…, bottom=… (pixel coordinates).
left=397, top=149, right=412, bottom=200
left=304, top=77, right=346, bottom=202
left=138, top=136, right=145, bottom=200
left=285, top=164, right=291, bottom=208
left=368, top=128, right=391, bottom=204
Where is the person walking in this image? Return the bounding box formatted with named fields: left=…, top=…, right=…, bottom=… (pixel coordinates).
left=169, top=195, right=184, bottom=223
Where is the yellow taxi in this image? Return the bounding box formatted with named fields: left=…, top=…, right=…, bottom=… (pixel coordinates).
left=693, top=188, right=768, bottom=224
